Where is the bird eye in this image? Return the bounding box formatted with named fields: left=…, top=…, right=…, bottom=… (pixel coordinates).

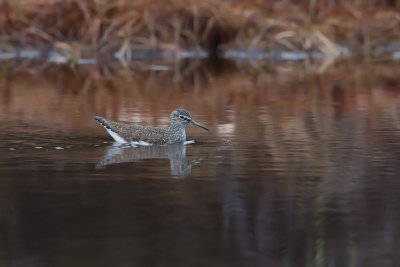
left=179, top=115, right=190, bottom=121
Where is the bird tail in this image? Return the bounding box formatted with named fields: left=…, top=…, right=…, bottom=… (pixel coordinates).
left=94, top=116, right=128, bottom=143
left=94, top=116, right=110, bottom=129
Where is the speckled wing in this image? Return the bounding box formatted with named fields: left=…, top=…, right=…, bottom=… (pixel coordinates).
left=95, top=116, right=169, bottom=144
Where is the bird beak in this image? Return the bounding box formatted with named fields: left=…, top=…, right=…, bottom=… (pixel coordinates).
left=190, top=119, right=208, bottom=131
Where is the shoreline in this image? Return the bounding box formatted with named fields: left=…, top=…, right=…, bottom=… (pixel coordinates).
left=0, top=44, right=399, bottom=66
left=2, top=1, right=400, bottom=64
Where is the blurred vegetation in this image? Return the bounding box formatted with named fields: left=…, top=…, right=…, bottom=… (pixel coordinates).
left=1, top=0, right=400, bottom=60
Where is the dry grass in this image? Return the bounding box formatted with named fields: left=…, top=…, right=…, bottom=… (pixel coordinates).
left=1, top=0, right=400, bottom=60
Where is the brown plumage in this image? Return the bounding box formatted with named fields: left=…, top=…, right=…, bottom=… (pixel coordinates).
left=95, top=109, right=208, bottom=144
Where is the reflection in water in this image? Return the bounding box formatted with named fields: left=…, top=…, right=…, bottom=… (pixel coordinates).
left=0, top=60, right=400, bottom=266
left=97, top=142, right=203, bottom=177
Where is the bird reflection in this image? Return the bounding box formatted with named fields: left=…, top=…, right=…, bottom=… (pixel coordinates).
left=96, top=142, right=203, bottom=177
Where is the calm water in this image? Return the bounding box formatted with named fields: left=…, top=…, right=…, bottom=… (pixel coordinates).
left=1, top=60, right=400, bottom=266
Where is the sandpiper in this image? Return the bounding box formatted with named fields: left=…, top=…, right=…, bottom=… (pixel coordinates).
left=95, top=108, right=208, bottom=144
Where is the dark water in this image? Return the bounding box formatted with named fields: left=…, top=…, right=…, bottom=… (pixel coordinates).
left=1, top=60, right=400, bottom=266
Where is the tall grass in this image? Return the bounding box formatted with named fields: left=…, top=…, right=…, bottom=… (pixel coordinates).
left=1, top=0, right=400, bottom=59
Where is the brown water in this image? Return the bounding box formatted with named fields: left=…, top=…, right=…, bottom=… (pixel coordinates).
left=1, top=60, right=400, bottom=266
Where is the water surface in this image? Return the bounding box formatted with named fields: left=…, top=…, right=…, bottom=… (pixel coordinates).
left=1, top=60, right=400, bottom=266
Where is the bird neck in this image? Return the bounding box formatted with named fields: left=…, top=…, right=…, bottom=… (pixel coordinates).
left=167, top=124, right=186, bottom=142
left=168, top=123, right=186, bottom=132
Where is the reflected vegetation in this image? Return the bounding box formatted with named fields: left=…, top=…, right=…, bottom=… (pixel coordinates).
left=0, top=59, right=400, bottom=266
